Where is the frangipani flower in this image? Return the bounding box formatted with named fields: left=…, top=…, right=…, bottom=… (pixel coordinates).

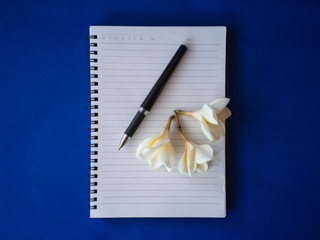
left=178, top=140, right=216, bottom=177
left=179, top=98, right=231, bottom=142
left=135, top=98, right=232, bottom=176
left=136, top=116, right=176, bottom=172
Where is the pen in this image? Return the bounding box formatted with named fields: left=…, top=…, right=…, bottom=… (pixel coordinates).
left=118, top=44, right=187, bottom=150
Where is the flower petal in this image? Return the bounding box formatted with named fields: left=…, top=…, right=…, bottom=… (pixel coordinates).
left=198, top=104, right=218, bottom=124
left=157, top=142, right=176, bottom=171
left=178, top=151, right=189, bottom=176
left=178, top=142, right=196, bottom=177
left=196, top=162, right=208, bottom=173
left=136, top=125, right=177, bottom=172
left=148, top=152, right=163, bottom=169
left=147, top=128, right=170, bottom=150
left=200, top=120, right=215, bottom=141
left=200, top=119, right=225, bottom=142
left=142, top=147, right=160, bottom=160
left=136, top=137, right=154, bottom=160
left=214, top=120, right=226, bottom=137
left=186, top=142, right=197, bottom=177
left=209, top=98, right=230, bottom=113
left=218, top=107, right=231, bottom=120
left=194, top=144, right=213, bottom=164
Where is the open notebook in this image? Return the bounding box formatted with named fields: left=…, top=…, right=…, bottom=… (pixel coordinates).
left=89, top=26, right=227, bottom=218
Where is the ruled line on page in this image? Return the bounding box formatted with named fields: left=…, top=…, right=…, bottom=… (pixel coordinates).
left=101, top=189, right=219, bottom=192
left=101, top=53, right=220, bottom=57
left=102, top=56, right=219, bottom=59
left=100, top=74, right=220, bottom=78
left=100, top=42, right=221, bottom=46
left=101, top=196, right=219, bottom=199
left=100, top=170, right=220, bottom=173
left=100, top=176, right=219, bottom=179
left=100, top=183, right=219, bottom=186
left=101, top=61, right=221, bottom=65
left=100, top=203, right=219, bottom=205
left=99, top=138, right=192, bottom=141
left=101, top=160, right=220, bottom=164
left=100, top=186, right=220, bottom=191
left=100, top=119, right=196, bottom=122
left=101, top=86, right=218, bottom=91
left=100, top=81, right=220, bottom=84
left=101, top=93, right=219, bottom=97
left=103, top=99, right=214, bottom=103
left=101, top=49, right=219, bottom=52
left=100, top=69, right=219, bottom=72
left=101, top=62, right=220, bottom=65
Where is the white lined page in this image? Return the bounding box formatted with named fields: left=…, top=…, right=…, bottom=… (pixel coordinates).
left=90, top=26, right=226, bottom=218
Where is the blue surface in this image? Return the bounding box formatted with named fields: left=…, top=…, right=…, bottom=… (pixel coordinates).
left=1, top=0, right=320, bottom=239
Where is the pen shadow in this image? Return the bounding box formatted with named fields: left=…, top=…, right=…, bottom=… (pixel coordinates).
left=93, top=11, right=245, bottom=215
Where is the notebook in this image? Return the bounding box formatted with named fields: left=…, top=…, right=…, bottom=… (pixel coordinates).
left=89, top=26, right=227, bottom=218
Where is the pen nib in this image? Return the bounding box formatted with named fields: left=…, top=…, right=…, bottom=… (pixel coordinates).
left=118, top=134, right=130, bottom=151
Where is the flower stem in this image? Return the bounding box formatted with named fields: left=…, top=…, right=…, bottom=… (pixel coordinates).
left=175, top=110, right=193, bottom=116
left=165, top=112, right=189, bottom=141
left=165, top=115, right=175, bottom=130
left=173, top=110, right=181, bottom=128
left=173, top=110, right=188, bottom=141
left=177, top=127, right=188, bottom=141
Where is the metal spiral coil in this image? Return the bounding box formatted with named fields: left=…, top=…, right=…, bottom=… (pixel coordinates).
left=89, top=143, right=98, bottom=147
left=88, top=34, right=98, bottom=210
left=88, top=97, right=98, bottom=102
left=89, top=120, right=98, bottom=124
left=89, top=74, right=98, bottom=78
left=89, top=35, right=97, bottom=39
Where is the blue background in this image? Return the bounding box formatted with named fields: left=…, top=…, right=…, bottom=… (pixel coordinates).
left=1, top=0, right=320, bottom=239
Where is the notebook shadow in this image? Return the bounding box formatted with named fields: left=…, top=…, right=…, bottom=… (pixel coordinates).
left=225, top=25, right=242, bottom=211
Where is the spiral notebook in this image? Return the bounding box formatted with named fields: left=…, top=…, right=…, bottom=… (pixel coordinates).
left=89, top=26, right=227, bottom=218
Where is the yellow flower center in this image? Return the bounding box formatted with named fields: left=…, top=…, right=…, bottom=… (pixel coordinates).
left=148, top=134, right=162, bottom=148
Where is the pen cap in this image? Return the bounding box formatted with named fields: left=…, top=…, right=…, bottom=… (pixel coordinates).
left=141, top=45, right=187, bottom=111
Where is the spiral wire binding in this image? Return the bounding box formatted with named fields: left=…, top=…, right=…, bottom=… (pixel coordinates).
left=88, top=34, right=98, bottom=210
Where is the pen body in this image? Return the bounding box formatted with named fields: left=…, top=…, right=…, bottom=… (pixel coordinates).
left=119, top=45, right=187, bottom=149
left=124, top=111, right=145, bottom=137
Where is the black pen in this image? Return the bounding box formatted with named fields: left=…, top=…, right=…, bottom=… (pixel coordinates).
left=118, top=44, right=187, bottom=150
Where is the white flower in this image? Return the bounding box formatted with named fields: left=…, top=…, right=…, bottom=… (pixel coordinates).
left=178, top=140, right=216, bottom=177
left=187, top=98, right=231, bottom=142
left=136, top=125, right=176, bottom=172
